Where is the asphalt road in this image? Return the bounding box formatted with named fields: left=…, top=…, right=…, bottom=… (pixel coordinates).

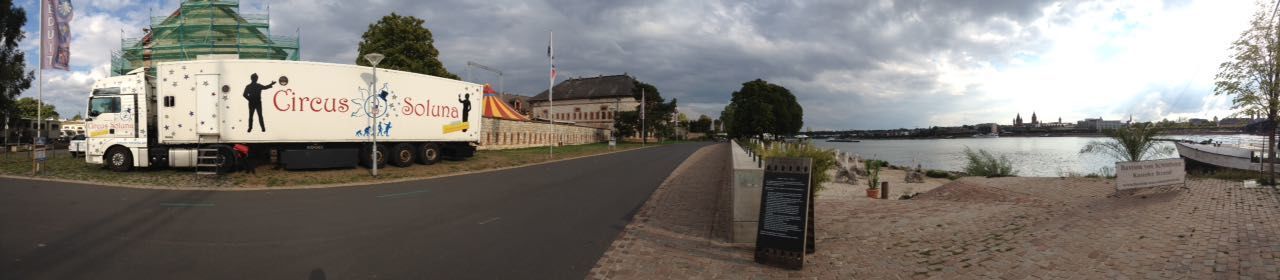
left=0, top=142, right=708, bottom=280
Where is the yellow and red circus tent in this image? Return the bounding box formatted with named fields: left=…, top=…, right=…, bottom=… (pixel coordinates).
left=482, top=84, right=530, bottom=121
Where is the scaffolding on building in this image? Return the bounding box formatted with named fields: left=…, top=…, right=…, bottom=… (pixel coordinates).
left=110, top=0, right=300, bottom=76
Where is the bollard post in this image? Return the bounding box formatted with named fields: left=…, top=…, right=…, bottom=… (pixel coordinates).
left=880, top=181, right=889, bottom=199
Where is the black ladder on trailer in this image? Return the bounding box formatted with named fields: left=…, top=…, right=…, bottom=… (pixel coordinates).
left=195, top=138, right=220, bottom=175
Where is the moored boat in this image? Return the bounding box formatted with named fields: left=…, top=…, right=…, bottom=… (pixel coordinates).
left=1174, top=141, right=1279, bottom=174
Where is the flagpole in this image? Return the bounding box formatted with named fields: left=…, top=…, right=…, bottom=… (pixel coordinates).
left=35, top=0, right=45, bottom=174
left=641, top=88, right=645, bottom=146
left=548, top=31, right=554, bottom=158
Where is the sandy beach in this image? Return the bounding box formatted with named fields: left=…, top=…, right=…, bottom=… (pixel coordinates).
left=592, top=151, right=1280, bottom=279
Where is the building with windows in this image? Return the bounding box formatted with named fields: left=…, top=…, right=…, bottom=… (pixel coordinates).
left=528, top=74, right=642, bottom=131
left=501, top=93, right=531, bottom=116
left=1077, top=118, right=1125, bottom=131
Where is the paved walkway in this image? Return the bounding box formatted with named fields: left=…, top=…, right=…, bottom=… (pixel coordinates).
left=591, top=160, right=1280, bottom=279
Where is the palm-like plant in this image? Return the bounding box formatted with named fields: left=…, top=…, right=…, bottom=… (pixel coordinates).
left=1080, top=123, right=1174, bottom=162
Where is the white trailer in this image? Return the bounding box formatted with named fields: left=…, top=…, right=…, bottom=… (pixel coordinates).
left=84, top=59, right=483, bottom=173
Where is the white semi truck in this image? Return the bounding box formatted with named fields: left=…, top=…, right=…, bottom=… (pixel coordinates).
left=84, top=59, right=483, bottom=173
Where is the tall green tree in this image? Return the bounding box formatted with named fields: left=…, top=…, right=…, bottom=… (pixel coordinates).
left=1215, top=1, right=1280, bottom=182
left=612, top=110, right=639, bottom=138
left=725, top=79, right=802, bottom=138
left=1, top=0, right=33, bottom=115
left=620, top=80, right=677, bottom=141
left=15, top=97, right=57, bottom=119
left=691, top=114, right=713, bottom=133
left=356, top=13, right=459, bottom=79
left=719, top=104, right=734, bottom=135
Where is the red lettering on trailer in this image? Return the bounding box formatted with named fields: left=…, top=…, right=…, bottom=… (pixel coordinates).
left=273, top=89, right=350, bottom=113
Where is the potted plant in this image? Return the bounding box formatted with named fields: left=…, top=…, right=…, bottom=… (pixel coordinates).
left=865, top=160, right=881, bottom=198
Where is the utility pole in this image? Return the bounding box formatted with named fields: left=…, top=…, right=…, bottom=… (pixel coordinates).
left=641, top=88, right=646, bottom=146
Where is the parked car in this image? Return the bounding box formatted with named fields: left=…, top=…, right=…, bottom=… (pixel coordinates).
left=69, top=134, right=86, bottom=157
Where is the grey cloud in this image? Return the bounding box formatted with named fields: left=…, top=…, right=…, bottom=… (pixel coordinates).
left=27, top=0, right=1096, bottom=129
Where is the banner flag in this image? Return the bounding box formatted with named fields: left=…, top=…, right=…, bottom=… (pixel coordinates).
left=41, top=0, right=73, bottom=70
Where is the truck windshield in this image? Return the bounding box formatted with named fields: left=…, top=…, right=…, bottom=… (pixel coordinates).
left=92, top=87, right=121, bottom=95
left=89, top=96, right=120, bottom=116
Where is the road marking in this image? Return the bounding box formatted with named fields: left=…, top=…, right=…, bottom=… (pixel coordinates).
left=478, top=217, right=501, bottom=225
left=160, top=202, right=215, bottom=207
left=376, top=189, right=431, bottom=198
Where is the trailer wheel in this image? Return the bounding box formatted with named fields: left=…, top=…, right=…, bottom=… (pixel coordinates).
left=105, top=146, right=133, bottom=172
left=417, top=143, right=441, bottom=165
left=360, top=143, right=388, bottom=168
left=390, top=143, right=415, bottom=167
left=209, top=145, right=239, bottom=175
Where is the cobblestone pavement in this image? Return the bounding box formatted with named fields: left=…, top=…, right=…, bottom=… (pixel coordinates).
left=590, top=161, right=1280, bottom=279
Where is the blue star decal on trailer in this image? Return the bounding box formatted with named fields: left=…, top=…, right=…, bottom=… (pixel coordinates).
left=164, top=125, right=169, bottom=130
left=189, top=111, right=195, bottom=116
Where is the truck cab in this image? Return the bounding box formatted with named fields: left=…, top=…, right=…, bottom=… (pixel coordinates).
left=84, top=69, right=156, bottom=171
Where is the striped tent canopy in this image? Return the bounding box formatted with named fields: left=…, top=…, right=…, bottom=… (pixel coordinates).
left=482, top=84, right=530, bottom=121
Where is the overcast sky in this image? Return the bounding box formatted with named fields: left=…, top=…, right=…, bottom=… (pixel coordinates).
left=15, top=0, right=1260, bottom=130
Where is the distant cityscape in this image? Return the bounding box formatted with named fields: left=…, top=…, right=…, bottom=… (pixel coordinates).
left=806, top=112, right=1262, bottom=139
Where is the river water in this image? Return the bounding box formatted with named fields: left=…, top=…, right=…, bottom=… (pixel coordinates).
left=813, top=134, right=1268, bottom=177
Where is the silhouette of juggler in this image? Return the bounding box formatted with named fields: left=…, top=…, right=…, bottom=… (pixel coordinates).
left=243, top=73, right=276, bottom=133
left=458, top=93, right=472, bottom=132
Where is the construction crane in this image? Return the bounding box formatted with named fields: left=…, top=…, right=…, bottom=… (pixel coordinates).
left=466, top=61, right=504, bottom=94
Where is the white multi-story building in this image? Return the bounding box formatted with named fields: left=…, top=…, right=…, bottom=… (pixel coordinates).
left=1077, top=118, right=1125, bottom=131
left=528, top=74, right=643, bottom=131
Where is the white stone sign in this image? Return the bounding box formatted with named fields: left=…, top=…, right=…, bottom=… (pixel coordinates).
left=1115, top=158, right=1185, bottom=190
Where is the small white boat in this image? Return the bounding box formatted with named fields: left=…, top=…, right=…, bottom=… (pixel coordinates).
left=1174, top=142, right=1279, bottom=174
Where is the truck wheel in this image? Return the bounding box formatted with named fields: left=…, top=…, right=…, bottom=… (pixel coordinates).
left=360, top=143, right=388, bottom=168
left=417, top=143, right=441, bottom=165
left=105, top=147, right=133, bottom=172
left=210, top=145, right=238, bottom=175
left=390, top=143, right=415, bottom=167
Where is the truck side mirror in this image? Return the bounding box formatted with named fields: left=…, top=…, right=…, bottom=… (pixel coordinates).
left=89, top=110, right=100, bottom=117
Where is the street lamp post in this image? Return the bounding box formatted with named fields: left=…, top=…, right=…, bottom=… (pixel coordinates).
left=364, top=53, right=385, bottom=176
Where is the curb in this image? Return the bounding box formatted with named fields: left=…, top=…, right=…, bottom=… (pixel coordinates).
left=0, top=144, right=664, bottom=191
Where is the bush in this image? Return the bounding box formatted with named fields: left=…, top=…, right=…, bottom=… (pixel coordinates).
left=759, top=141, right=836, bottom=197
left=962, top=147, right=1017, bottom=177
left=925, top=170, right=950, bottom=178
left=865, top=160, right=881, bottom=190
left=865, top=159, right=889, bottom=168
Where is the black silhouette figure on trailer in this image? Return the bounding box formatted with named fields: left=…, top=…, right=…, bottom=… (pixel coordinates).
left=243, top=73, right=276, bottom=133
left=458, top=93, right=472, bottom=132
